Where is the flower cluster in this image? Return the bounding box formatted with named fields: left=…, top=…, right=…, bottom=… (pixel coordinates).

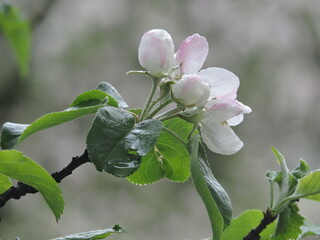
left=138, top=29, right=251, bottom=155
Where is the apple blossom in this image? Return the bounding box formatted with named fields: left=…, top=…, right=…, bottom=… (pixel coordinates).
left=173, top=31, right=251, bottom=154
left=138, top=29, right=251, bottom=155
left=138, top=29, right=174, bottom=76
left=173, top=75, right=210, bottom=107
left=200, top=99, right=251, bottom=155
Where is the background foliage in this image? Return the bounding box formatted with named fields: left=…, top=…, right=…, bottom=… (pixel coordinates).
left=1, top=0, right=320, bottom=239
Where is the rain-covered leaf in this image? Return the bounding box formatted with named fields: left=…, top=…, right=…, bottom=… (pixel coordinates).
left=189, top=135, right=232, bottom=240
left=0, top=88, right=114, bottom=149
left=0, top=150, right=64, bottom=221
left=220, top=209, right=276, bottom=240
left=51, top=224, right=125, bottom=240
left=291, top=170, right=320, bottom=202
left=87, top=106, right=162, bottom=177
left=0, top=172, right=12, bottom=194
left=0, top=2, right=31, bottom=76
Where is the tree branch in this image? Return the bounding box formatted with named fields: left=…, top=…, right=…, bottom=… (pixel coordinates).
left=0, top=149, right=90, bottom=210
left=243, top=209, right=277, bottom=240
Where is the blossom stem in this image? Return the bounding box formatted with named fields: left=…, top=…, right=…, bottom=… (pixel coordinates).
left=162, top=127, right=187, bottom=147
left=268, top=180, right=275, bottom=209
left=145, top=98, right=173, bottom=119
left=140, top=77, right=161, bottom=120
left=187, top=123, right=199, bottom=142
left=154, top=106, right=185, bottom=121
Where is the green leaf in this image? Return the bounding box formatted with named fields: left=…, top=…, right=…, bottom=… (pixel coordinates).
left=0, top=89, right=113, bottom=149
left=87, top=106, right=162, bottom=177
left=298, top=218, right=320, bottom=239
left=157, top=118, right=193, bottom=182
left=51, top=224, right=125, bottom=240
left=69, top=89, right=110, bottom=108
left=220, top=210, right=276, bottom=240
left=271, top=148, right=297, bottom=212
left=0, top=3, right=31, bottom=76
left=291, top=170, right=320, bottom=201
left=127, top=118, right=193, bottom=184
left=95, top=82, right=128, bottom=108
left=126, top=150, right=165, bottom=185
left=292, top=159, right=310, bottom=179
left=0, top=150, right=64, bottom=221
left=0, top=172, right=12, bottom=194
left=273, top=203, right=304, bottom=240
left=189, top=134, right=232, bottom=240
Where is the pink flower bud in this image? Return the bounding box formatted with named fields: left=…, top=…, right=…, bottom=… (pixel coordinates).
left=173, top=75, right=210, bottom=107
left=138, top=29, right=174, bottom=76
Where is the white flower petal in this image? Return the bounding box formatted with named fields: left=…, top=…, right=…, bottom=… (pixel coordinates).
left=203, top=99, right=244, bottom=124
left=176, top=34, right=208, bottom=74
left=198, top=67, right=240, bottom=100
left=227, top=114, right=244, bottom=126
left=200, top=122, right=243, bottom=155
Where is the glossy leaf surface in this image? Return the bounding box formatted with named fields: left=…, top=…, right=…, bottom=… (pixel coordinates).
left=87, top=106, right=162, bottom=177
left=0, top=150, right=64, bottom=221
left=96, top=82, right=128, bottom=108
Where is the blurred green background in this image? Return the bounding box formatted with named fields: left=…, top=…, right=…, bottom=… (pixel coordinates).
left=1, top=0, right=320, bottom=239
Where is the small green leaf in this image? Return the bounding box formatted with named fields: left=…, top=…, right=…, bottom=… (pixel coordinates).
left=0, top=173, right=13, bottom=194
left=291, top=170, right=320, bottom=201
left=0, top=89, right=113, bottom=149
left=273, top=203, right=304, bottom=240
left=0, top=3, right=31, bottom=76
left=0, top=150, right=64, bottom=221
left=87, top=106, right=162, bottom=177
left=189, top=134, right=232, bottom=240
left=96, top=82, right=128, bottom=108
left=51, top=224, right=125, bottom=240
left=127, top=150, right=165, bottom=185
left=292, top=159, right=310, bottom=179
left=271, top=148, right=297, bottom=213
left=220, top=210, right=276, bottom=240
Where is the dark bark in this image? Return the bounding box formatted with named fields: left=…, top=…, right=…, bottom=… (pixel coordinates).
left=0, top=149, right=90, bottom=209
left=243, top=209, right=277, bottom=240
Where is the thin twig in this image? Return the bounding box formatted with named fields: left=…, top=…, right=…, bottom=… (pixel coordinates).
left=0, top=149, right=90, bottom=209
left=243, top=209, right=277, bottom=240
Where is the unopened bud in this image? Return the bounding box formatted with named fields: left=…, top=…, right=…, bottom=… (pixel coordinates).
left=138, top=29, right=174, bottom=76
left=173, top=75, right=210, bottom=107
